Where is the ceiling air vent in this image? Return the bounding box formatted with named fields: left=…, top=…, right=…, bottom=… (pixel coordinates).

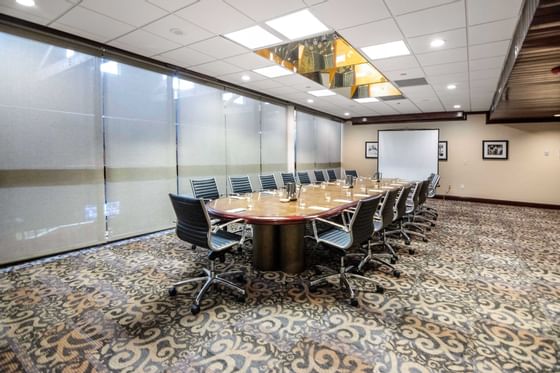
left=394, top=78, right=428, bottom=87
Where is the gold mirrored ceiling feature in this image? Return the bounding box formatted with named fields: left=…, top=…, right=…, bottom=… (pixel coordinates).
left=255, top=32, right=402, bottom=100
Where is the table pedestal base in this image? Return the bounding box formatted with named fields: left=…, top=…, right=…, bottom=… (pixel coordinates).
left=252, top=223, right=305, bottom=274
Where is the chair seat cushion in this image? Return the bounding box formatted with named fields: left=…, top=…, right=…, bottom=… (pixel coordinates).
left=211, top=230, right=242, bottom=252
left=318, top=228, right=351, bottom=249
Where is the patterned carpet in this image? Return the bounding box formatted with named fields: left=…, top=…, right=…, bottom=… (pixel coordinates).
left=1, top=200, right=559, bottom=372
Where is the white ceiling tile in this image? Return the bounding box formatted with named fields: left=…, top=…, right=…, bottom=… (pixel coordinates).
left=80, top=0, right=167, bottom=27
left=396, top=1, right=466, bottom=38
left=142, top=14, right=213, bottom=45
left=272, top=73, right=313, bottom=87
left=359, top=102, right=399, bottom=115
left=384, top=0, right=457, bottom=16
left=468, top=18, right=517, bottom=45
left=423, top=61, right=468, bottom=76
left=467, top=0, right=523, bottom=26
left=243, top=79, right=285, bottom=90
left=189, top=60, right=243, bottom=76
left=223, top=53, right=275, bottom=70
left=218, top=70, right=267, bottom=84
left=312, top=0, right=390, bottom=30
left=224, top=0, right=306, bottom=22
left=385, top=99, right=421, bottom=113
left=469, top=40, right=510, bottom=60
left=0, top=0, right=76, bottom=25
left=469, top=68, right=501, bottom=80
left=189, top=36, right=248, bottom=59
left=289, top=80, right=326, bottom=91
left=426, top=72, right=468, bottom=84
left=304, top=0, right=327, bottom=5
left=470, top=78, right=498, bottom=90
left=407, top=28, right=467, bottom=54
left=146, top=0, right=198, bottom=12
left=417, top=47, right=467, bottom=66
left=110, top=29, right=181, bottom=56
left=441, top=101, right=469, bottom=111
left=156, top=46, right=214, bottom=67
left=266, top=86, right=303, bottom=95
left=468, top=55, right=505, bottom=71
left=383, top=67, right=425, bottom=80
left=175, top=0, right=255, bottom=34
left=373, top=55, right=419, bottom=72
left=52, top=6, right=134, bottom=43
left=400, top=85, right=439, bottom=100
left=338, top=18, right=403, bottom=48
left=412, top=99, right=445, bottom=112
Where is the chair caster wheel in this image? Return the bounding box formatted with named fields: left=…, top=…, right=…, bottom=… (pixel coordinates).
left=409, top=249, right=415, bottom=255
left=190, top=304, right=200, bottom=315
left=390, top=257, right=397, bottom=264
left=168, top=287, right=177, bottom=297
left=405, top=240, right=411, bottom=246
left=375, top=285, right=384, bottom=294
left=350, top=298, right=359, bottom=307
left=423, top=238, right=428, bottom=242
left=393, top=270, right=401, bottom=278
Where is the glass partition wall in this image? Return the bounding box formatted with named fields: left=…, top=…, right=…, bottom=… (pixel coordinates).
left=0, top=31, right=339, bottom=265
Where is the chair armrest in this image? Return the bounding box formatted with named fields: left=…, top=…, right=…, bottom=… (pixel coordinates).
left=314, top=217, right=350, bottom=232
left=213, top=218, right=246, bottom=232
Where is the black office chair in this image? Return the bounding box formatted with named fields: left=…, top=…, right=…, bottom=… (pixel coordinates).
left=281, top=172, right=296, bottom=186
left=385, top=184, right=415, bottom=252
left=168, top=194, right=247, bottom=315
left=229, top=176, right=253, bottom=194
left=423, top=174, right=440, bottom=218
left=190, top=177, right=220, bottom=200
left=297, top=171, right=311, bottom=185
left=326, top=169, right=337, bottom=182
left=402, top=180, right=430, bottom=242
left=357, top=188, right=400, bottom=277
left=259, top=174, right=278, bottom=190
left=314, top=170, right=326, bottom=182
left=309, top=195, right=384, bottom=306
left=345, top=169, right=358, bottom=178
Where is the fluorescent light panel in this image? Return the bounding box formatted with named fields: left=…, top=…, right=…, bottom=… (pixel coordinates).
left=361, top=40, right=410, bottom=60
left=266, top=9, right=328, bottom=40
left=308, top=89, right=336, bottom=97
left=224, top=26, right=282, bottom=49
left=353, top=97, right=379, bottom=103
left=253, top=65, right=293, bottom=78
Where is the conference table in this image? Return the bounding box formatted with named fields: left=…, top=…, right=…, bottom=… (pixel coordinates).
left=207, top=178, right=410, bottom=274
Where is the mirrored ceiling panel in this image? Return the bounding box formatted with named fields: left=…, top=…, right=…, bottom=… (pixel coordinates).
left=255, top=32, right=403, bottom=100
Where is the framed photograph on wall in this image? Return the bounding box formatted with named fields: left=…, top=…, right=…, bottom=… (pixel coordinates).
left=483, top=140, right=509, bottom=160
left=438, top=141, right=448, bottom=161
left=365, top=141, right=378, bottom=159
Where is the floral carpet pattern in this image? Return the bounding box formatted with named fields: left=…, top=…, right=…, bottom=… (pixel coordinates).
left=1, top=200, right=559, bottom=372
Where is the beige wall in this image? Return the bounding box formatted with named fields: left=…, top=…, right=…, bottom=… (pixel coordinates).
left=342, top=114, right=560, bottom=205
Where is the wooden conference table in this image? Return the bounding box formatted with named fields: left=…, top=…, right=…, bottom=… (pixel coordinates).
left=207, top=178, right=410, bottom=274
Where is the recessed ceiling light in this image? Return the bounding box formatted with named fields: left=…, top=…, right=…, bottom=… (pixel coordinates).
left=447, top=84, right=457, bottom=90
left=554, top=114, right=560, bottom=117
left=430, top=38, right=445, bottom=48
left=353, top=97, right=379, bottom=103
left=453, top=104, right=461, bottom=109
left=241, top=74, right=251, bottom=82
left=266, top=9, right=328, bottom=40
left=253, top=65, right=293, bottom=78
left=308, top=89, right=336, bottom=97
left=16, top=0, right=35, bottom=6
left=307, top=99, right=314, bottom=103
left=344, top=112, right=350, bottom=116
left=362, top=118, right=367, bottom=122
left=361, top=40, right=410, bottom=60
left=169, top=27, right=184, bottom=36
left=224, top=25, right=282, bottom=49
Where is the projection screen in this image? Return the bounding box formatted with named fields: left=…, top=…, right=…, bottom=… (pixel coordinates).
left=378, top=129, right=439, bottom=181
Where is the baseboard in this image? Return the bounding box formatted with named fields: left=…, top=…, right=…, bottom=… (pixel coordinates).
left=433, top=194, right=560, bottom=210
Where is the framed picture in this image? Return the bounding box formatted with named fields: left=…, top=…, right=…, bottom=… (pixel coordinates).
left=483, top=140, right=509, bottom=160
left=438, top=141, right=448, bottom=161
left=365, top=141, right=378, bottom=159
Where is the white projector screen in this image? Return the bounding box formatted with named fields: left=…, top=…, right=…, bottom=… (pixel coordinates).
left=378, top=129, right=439, bottom=181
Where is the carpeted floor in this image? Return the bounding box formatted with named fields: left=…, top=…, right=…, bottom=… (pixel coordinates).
left=1, top=200, right=559, bottom=372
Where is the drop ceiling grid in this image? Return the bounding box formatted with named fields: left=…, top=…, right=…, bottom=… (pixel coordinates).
left=1, top=0, right=523, bottom=117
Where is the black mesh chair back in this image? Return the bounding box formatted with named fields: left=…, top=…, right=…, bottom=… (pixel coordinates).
left=350, top=195, right=382, bottom=245
left=378, top=189, right=399, bottom=230
left=418, top=179, right=430, bottom=205
left=229, top=176, right=253, bottom=194
left=191, top=178, right=220, bottom=200
left=408, top=181, right=422, bottom=209
left=259, top=174, right=278, bottom=190
left=169, top=194, right=211, bottom=248
left=345, top=169, right=358, bottom=178
left=327, top=169, right=337, bottom=181
left=281, top=172, right=296, bottom=185
left=428, top=174, right=440, bottom=198
left=297, top=171, right=311, bottom=184
left=314, top=170, right=325, bottom=182
left=394, top=185, right=412, bottom=221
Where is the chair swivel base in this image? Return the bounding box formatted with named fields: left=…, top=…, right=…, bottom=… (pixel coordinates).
left=169, top=260, right=245, bottom=315
left=357, top=244, right=401, bottom=278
